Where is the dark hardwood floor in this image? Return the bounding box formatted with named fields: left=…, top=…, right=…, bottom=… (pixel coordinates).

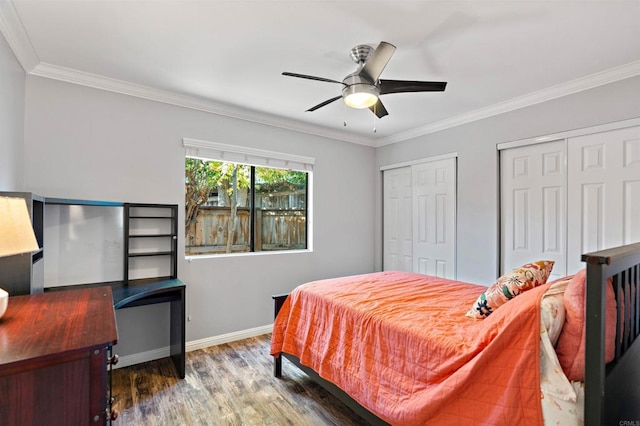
left=112, top=334, right=369, bottom=425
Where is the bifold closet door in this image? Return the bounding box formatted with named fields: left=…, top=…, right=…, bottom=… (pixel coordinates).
left=501, top=140, right=567, bottom=280
left=383, top=158, right=457, bottom=277
left=383, top=167, right=413, bottom=271
left=411, top=158, right=456, bottom=279
left=566, top=126, right=640, bottom=274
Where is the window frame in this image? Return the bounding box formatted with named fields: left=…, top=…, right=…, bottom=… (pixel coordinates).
left=183, top=138, right=314, bottom=259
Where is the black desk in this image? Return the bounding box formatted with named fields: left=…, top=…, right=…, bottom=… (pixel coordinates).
left=47, top=278, right=186, bottom=379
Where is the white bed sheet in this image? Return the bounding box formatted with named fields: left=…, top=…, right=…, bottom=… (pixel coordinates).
left=540, top=279, right=585, bottom=426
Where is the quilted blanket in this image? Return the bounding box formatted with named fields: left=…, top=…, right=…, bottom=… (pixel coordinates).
left=271, top=271, right=550, bottom=425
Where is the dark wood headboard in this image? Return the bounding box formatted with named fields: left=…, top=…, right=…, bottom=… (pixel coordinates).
left=583, top=242, right=640, bottom=426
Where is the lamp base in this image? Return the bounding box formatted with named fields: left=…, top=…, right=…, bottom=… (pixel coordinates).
left=0, top=288, right=8, bottom=318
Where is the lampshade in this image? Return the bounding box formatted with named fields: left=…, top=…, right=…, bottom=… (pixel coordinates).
left=343, top=84, right=379, bottom=109
left=0, top=196, right=39, bottom=257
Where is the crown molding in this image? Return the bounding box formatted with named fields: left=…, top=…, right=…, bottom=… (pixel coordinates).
left=32, top=59, right=638, bottom=150
left=29, top=62, right=376, bottom=147
left=0, top=0, right=39, bottom=71
left=374, top=60, right=640, bottom=147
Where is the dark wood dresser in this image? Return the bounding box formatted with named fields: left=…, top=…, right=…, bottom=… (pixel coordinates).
left=0, top=287, right=118, bottom=425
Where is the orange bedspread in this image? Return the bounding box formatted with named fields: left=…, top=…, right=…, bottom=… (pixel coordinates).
left=271, top=271, right=550, bottom=425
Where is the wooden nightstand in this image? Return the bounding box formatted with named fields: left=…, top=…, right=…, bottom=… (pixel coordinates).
left=0, top=287, right=118, bottom=425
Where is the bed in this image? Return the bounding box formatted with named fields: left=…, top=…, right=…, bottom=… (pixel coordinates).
left=270, top=243, right=640, bottom=425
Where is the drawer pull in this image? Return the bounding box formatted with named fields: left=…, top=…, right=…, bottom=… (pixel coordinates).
left=108, top=354, right=119, bottom=365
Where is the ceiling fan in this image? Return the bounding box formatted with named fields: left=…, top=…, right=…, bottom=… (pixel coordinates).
left=283, top=41, right=447, bottom=118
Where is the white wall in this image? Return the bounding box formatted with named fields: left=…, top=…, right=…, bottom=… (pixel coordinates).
left=376, top=76, right=640, bottom=285
left=23, top=76, right=376, bottom=356
left=20, top=67, right=640, bottom=360
left=0, top=31, right=25, bottom=190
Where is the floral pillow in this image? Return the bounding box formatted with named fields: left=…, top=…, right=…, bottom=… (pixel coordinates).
left=466, top=260, right=555, bottom=319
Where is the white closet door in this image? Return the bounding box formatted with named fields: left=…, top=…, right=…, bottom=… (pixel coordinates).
left=501, top=140, right=567, bottom=280
left=383, top=167, right=413, bottom=271
left=412, top=158, right=456, bottom=279
left=567, top=126, right=640, bottom=274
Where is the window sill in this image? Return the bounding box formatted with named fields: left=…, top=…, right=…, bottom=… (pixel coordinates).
left=185, top=248, right=312, bottom=261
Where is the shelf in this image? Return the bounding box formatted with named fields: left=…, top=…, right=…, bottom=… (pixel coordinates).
left=111, top=278, right=185, bottom=309
left=45, top=197, right=123, bottom=207
left=128, top=234, right=175, bottom=238
left=127, top=251, right=174, bottom=257
left=129, top=216, right=174, bottom=219
left=33, top=249, right=44, bottom=262
left=125, top=203, right=176, bottom=209
left=124, top=203, right=178, bottom=283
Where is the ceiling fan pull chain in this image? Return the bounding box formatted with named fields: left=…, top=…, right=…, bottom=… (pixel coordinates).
left=373, top=104, right=377, bottom=133
left=343, top=103, right=347, bottom=127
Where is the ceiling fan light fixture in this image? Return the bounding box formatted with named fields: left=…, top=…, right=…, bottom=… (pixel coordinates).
left=283, top=41, right=446, bottom=118
left=343, top=84, right=379, bottom=109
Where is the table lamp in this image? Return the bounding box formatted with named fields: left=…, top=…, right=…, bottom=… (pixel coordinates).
left=0, top=196, right=40, bottom=318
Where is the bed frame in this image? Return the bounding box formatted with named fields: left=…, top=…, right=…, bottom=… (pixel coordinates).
left=273, top=243, right=640, bottom=426
left=583, top=242, right=640, bottom=425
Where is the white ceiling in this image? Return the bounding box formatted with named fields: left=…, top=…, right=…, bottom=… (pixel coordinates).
left=2, top=0, right=640, bottom=146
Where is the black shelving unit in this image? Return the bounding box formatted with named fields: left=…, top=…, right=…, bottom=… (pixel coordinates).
left=0, top=191, right=45, bottom=295
left=123, top=203, right=178, bottom=283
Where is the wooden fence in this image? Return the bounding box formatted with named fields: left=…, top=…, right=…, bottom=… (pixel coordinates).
left=185, top=206, right=306, bottom=255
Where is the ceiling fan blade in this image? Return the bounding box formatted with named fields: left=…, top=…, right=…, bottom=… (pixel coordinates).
left=360, top=41, right=396, bottom=83
left=379, top=79, right=447, bottom=95
left=369, top=99, right=389, bottom=118
left=306, top=95, right=342, bottom=112
left=282, top=72, right=344, bottom=85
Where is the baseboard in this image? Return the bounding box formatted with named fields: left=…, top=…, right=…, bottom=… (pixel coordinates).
left=115, top=324, right=273, bottom=369
left=186, top=324, right=273, bottom=352
left=116, top=346, right=170, bottom=369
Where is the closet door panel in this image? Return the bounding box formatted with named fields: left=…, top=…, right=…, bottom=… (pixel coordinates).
left=383, top=167, right=413, bottom=271
left=624, top=181, right=640, bottom=243
left=501, top=140, right=567, bottom=279
left=543, top=186, right=562, bottom=253
left=567, top=126, right=640, bottom=274
left=412, top=158, right=456, bottom=279
left=623, top=135, right=640, bottom=244
left=512, top=188, right=530, bottom=251
left=580, top=183, right=605, bottom=252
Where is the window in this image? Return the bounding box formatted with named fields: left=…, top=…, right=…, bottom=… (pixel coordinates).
left=183, top=139, right=313, bottom=257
